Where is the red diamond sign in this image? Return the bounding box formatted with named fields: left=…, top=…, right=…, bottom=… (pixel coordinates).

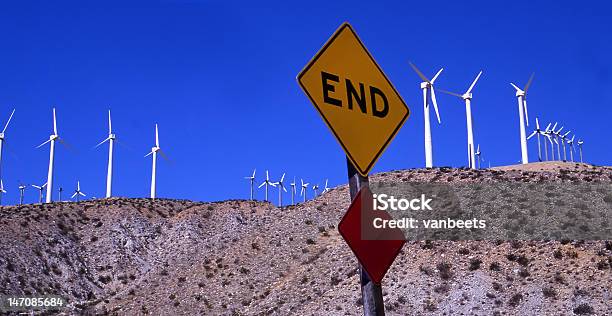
left=338, top=187, right=405, bottom=284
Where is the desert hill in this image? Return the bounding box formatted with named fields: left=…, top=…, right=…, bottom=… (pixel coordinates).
left=0, top=162, right=611, bottom=315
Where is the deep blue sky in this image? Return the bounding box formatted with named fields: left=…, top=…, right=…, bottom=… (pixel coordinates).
left=0, top=1, right=610, bottom=205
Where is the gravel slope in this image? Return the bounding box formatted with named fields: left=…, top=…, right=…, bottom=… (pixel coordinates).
left=0, top=162, right=610, bottom=315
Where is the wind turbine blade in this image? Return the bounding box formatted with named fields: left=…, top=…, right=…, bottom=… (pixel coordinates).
left=535, top=117, right=540, bottom=130
left=545, top=122, right=552, bottom=131
left=551, top=122, right=558, bottom=131
left=553, top=138, right=558, bottom=144
left=430, top=68, right=443, bottom=83
left=280, top=173, right=285, bottom=183
left=252, top=169, right=256, bottom=178
left=523, top=99, right=529, bottom=127
left=155, top=124, right=159, bottom=148
left=144, top=151, right=153, bottom=157
left=269, top=183, right=277, bottom=188
left=524, top=72, right=535, bottom=93
left=159, top=149, right=171, bottom=161
left=77, top=181, right=81, bottom=191
left=71, top=192, right=77, bottom=198
left=53, top=108, right=58, bottom=135
left=466, top=70, right=483, bottom=94
left=430, top=87, right=441, bottom=124
left=80, top=192, right=86, bottom=197
left=527, top=131, right=537, bottom=140
left=36, top=139, right=51, bottom=148
left=266, top=170, right=269, bottom=181
left=546, top=135, right=553, bottom=145
left=258, top=182, right=266, bottom=188
left=510, top=83, right=521, bottom=91
left=563, top=131, right=571, bottom=137
left=437, top=88, right=463, bottom=98
left=108, top=110, right=112, bottom=134
left=2, top=109, right=15, bottom=133
left=58, top=138, right=73, bottom=150
left=408, top=62, right=430, bottom=83
left=476, top=144, right=480, bottom=152
left=94, top=137, right=110, bottom=148
left=283, top=186, right=287, bottom=192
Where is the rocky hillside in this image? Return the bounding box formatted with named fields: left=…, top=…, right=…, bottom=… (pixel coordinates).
left=0, top=162, right=611, bottom=315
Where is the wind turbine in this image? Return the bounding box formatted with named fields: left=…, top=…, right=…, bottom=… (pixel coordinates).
left=0, top=180, right=6, bottom=205
left=560, top=131, right=571, bottom=161
left=244, top=169, right=256, bottom=200
left=322, top=179, right=330, bottom=194
left=0, top=109, right=15, bottom=182
left=36, top=108, right=68, bottom=203
left=526, top=118, right=547, bottom=162
left=312, top=183, right=319, bottom=197
left=439, top=71, right=483, bottom=169
left=566, top=135, right=576, bottom=162
left=290, top=177, right=297, bottom=205
left=272, top=173, right=287, bottom=207
left=409, top=62, right=443, bottom=168
left=300, top=179, right=309, bottom=203
left=577, top=140, right=584, bottom=163
left=475, top=144, right=482, bottom=169
left=510, top=73, right=534, bottom=164
left=95, top=110, right=116, bottom=198
left=543, top=122, right=556, bottom=161
left=18, top=183, right=26, bottom=205
left=58, top=187, right=64, bottom=202
left=144, top=124, right=169, bottom=199
left=71, top=181, right=86, bottom=202
left=553, top=125, right=564, bottom=161
left=31, top=182, right=47, bottom=204
left=257, top=170, right=275, bottom=202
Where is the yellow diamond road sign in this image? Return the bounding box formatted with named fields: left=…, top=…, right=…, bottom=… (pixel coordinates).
left=297, top=22, right=410, bottom=176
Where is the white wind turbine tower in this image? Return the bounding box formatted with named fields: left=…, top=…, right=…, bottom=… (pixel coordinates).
left=300, top=179, right=309, bottom=203
left=552, top=125, right=564, bottom=161
left=244, top=169, right=256, bottom=200
left=0, top=109, right=15, bottom=182
left=18, top=183, right=27, bottom=205
left=526, top=118, right=547, bottom=162
left=322, top=179, right=330, bottom=194
left=71, top=181, right=86, bottom=202
left=290, top=177, right=297, bottom=205
left=272, top=173, right=287, bottom=207
left=95, top=110, right=116, bottom=198
left=577, top=140, right=584, bottom=163
left=36, top=108, right=68, bottom=203
left=510, top=73, right=534, bottom=164
left=409, top=62, right=443, bottom=168
left=0, top=180, right=6, bottom=205
left=560, top=130, right=571, bottom=161
left=566, top=135, right=576, bottom=162
left=257, top=170, right=275, bottom=202
left=439, top=71, right=483, bottom=169
left=144, top=124, right=169, bottom=199
left=32, top=182, right=47, bottom=204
